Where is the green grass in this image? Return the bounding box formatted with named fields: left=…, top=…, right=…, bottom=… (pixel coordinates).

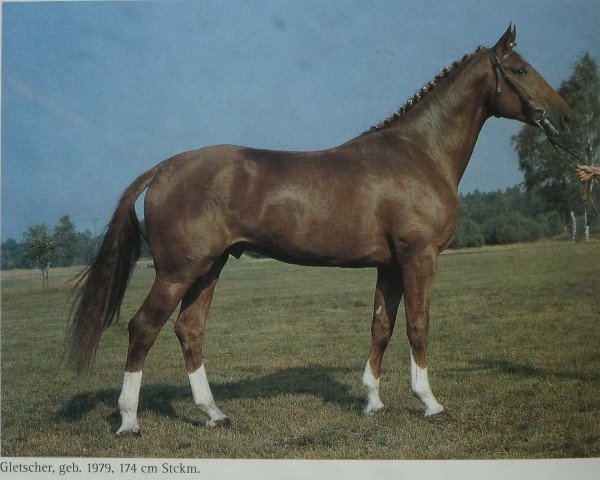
left=1, top=241, right=599, bottom=459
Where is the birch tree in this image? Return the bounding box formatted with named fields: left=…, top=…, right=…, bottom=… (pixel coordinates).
left=22, top=224, right=56, bottom=286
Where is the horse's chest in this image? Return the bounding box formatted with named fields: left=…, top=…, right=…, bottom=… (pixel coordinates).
left=383, top=194, right=458, bottom=247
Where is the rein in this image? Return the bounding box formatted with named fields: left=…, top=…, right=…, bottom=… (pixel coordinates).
left=488, top=47, right=599, bottom=219
left=546, top=136, right=600, bottom=218
left=544, top=135, right=586, bottom=168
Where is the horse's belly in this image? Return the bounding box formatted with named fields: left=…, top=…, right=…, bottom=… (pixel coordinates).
left=241, top=221, right=392, bottom=267
left=229, top=182, right=391, bottom=266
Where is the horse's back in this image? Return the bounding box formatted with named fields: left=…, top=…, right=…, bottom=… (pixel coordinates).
left=142, top=144, right=397, bottom=268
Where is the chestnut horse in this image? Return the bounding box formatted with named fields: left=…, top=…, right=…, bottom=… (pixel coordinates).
left=67, top=26, right=570, bottom=435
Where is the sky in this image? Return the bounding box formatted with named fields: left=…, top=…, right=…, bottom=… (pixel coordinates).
left=2, top=0, right=599, bottom=241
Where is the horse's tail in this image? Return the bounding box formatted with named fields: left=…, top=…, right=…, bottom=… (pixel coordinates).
left=65, top=165, right=160, bottom=373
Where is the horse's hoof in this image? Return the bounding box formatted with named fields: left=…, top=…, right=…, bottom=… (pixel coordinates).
left=214, top=417, right=231, bottom=428
left=425, top=409, right=452, bottom=423
left=363, top=405, right=385, bottom=416
left=424, top=404, right=445, bottom=416
left=116, top=429, right=141, bottom=438
left=370, top=407, right=386, bottom=416
left=206, top=417, right=231, bottom=428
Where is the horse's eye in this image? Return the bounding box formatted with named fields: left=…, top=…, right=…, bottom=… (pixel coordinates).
left=515, top=67, right=527, bottom=77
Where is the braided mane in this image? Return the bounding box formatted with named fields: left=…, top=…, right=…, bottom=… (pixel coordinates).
left=369, top=45, right=487, bottom=132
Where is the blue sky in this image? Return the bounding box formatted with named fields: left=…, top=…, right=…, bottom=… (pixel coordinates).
left=2, top=0, right=599, bottom=240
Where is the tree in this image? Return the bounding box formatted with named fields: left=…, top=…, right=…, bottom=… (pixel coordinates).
left=451, top=216, right=484, bottom=248
left=1, top=238, right=26, bottom=270
left=75, top=230, right=97, bottom=265
left=1, top=216, right=101, bottom=271
left=450, top=186, right=562, bottom=248
left=53, top=215, right=79, bottom=267
left=483, top=211, right=548, bottom=245
left=22, top=224, right=57, bottom=286
left=512, top=52, right=600, bottom=238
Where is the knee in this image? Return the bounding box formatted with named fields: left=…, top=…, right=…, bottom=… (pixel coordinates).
left=173, top=321, right=202, bottom=348
left=173, top=320, right=188, bottom=341
left=128, top=315, right=151, bottom=338
left=372, top=331, right=391, bottom=349
left=371, top=320, right=393, bottom=349
left=407, top=323, right=428, bottom=351
left=127, top=316, right=161, bottom=349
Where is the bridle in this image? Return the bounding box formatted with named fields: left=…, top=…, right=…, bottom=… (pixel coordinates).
left=488, top=46, right=599, bottom=218
left=487, top=46, right=550, bottom=129
left=487, top=45, right=586, bottom=166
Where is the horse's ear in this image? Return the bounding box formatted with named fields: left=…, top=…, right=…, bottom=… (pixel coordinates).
left=493, top=24, right=517, bottom=57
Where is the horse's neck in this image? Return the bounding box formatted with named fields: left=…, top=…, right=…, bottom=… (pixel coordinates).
left=390, top=55, right=493, bottom=187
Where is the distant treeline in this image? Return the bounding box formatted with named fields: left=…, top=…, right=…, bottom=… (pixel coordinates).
left=1, top=216, right=97, bottom=270
left=0, top=186, right=592, bottom=271
left=1, top=213, right=154, bottom=271
left=449, top=185, right=568, bottom=249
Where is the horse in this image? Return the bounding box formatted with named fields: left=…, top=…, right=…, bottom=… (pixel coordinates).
left=66, top=25, right=570, bottom=435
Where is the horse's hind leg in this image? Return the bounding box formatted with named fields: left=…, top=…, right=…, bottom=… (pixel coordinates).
left=174, top=255, right=229, bottom=427
left=116, top=273, right=191, bottom=436
left=362, top=265, right=403, bottom=414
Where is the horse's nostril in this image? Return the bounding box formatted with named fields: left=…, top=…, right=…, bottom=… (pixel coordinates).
left=562, top=113, right=571, bottom=124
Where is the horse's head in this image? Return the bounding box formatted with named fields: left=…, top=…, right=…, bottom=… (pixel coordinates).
left=488, top=25, right=570, bottom=137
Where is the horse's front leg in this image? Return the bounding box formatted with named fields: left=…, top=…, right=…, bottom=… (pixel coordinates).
left=401, top=248, right=444, bottom=416
left=362, top=265, right=403, bottom=414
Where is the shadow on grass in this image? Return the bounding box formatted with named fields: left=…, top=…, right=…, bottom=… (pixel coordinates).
left=58, top=364, right=363, bottom=427
left=452, top=358, right=599, bottom=382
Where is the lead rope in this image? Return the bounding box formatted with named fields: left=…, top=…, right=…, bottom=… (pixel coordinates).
left=542, top=132, right=600, bottom=218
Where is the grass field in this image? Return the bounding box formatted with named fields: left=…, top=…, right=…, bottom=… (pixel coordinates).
left=1, top=240, right=599, bottom=459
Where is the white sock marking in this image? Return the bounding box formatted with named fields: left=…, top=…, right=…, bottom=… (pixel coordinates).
left=189, top=364, right=228, bottom=426
left=362, top=360, right=384, bottom=414
left=410, top=351, right=444, bottom=416
left=116, top=371, right=142, bottom=434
